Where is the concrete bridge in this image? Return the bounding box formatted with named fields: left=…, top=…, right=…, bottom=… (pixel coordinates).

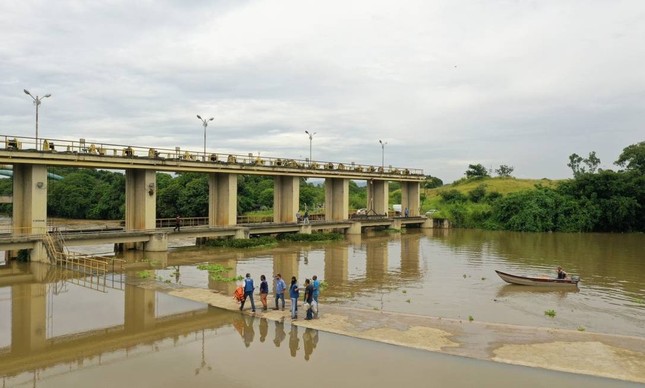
left=1, top=135, right=430, bottom=262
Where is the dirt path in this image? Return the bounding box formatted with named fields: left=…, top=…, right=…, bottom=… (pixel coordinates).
left=168, top=287, right=645, bottom=384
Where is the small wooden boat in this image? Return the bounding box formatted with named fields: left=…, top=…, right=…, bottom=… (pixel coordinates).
left=495, top=270, right=580, bottom=287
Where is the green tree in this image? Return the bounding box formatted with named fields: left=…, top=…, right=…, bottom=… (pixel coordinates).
left=465, top=164, right=489, bottom=179
left=468, top=184, right=487, bottom=203
left=615, top=141, right=645, bottom=173
left=567, top=153, right=585, bottom=177
left=423, top=175, right=443, bottom=189
left=495, top=165, right=514, bottom=178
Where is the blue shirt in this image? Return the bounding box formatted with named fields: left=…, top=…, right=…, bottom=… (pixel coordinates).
left=244, top=277, right=254, bottom=292
left=312, top=279, right=320, bottom=297
left=289, top=283, right=299, bottom=299
left=275, top=278, right=286, bottom=294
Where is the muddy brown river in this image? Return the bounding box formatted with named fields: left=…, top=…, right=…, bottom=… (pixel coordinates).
left=1, top=228, right=643, bottom=387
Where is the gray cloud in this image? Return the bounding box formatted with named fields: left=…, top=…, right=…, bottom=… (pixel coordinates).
left=1, top=0, right=643, bottom=182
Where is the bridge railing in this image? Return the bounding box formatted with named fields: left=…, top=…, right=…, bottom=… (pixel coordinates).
left=1, top=134, right=424, bottom=177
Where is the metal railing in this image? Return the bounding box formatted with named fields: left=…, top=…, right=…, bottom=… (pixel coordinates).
left=2, top=134, right=424, bottom=177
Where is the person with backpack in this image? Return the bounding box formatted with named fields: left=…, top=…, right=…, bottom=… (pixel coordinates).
left=240, top=273, right=256, bottom=312
left=289, top=276, right=299, bottom=319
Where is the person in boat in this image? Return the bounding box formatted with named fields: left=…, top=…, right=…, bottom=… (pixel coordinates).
left=556, top=266, right=568, bottom=279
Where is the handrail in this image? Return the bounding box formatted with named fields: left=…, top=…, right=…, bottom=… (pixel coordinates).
left=1, top=134, right=424, bottom=177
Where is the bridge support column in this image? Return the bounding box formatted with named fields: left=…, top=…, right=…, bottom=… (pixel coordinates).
left=346, top=222, right=362, bottom=235
left=367, top=179, right=389, bottom=215
left=12, top=283, right=47, bottom=354
left=400, top=181, right=420, bottom=216
left=325, top=178, right=349, bottom=221
left=274, top=176, right=300, bottom=223
left=209, top=173, right=238, bottom=226
left=421, top=217, right=434, bottom=229
left=144, top=233, right=168, bottom=252
left=12, top=165, right=48, bottom=262
left=125, top=169, right=156, bottom=231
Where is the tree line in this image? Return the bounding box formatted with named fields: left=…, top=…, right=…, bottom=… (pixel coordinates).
left=439, top=141, right=644, bottom=232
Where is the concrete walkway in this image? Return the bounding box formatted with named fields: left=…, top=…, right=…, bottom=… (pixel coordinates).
left=168, top=287, right=645, bottom=384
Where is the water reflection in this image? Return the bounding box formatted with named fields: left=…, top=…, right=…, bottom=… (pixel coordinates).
left=496, top=284, right=580, bottom=298
left=230, top=316, right=321, bottom=362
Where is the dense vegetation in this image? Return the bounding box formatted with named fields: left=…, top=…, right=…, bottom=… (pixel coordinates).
left=427, top=142, right=644, bottom=232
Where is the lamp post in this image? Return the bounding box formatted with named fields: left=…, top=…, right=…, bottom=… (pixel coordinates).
left=379, top=139, right=387, bottom=170
left=24, top=89, right=51, bottom=150
left=305, top=130, right=316, bottom=164
left=196, top=115, right=214, bottom=160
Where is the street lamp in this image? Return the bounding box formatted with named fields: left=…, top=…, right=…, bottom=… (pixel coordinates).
left=305, top=130, right=316, bottom=163
left=379, top=139, right=387, bottom=170
left=24, top=89, right=52, bottom=150
left=196, top=115, right=214, bottom=160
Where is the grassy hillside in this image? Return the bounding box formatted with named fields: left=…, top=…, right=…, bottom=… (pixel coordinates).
left=421, top=177, right=561, bottom=213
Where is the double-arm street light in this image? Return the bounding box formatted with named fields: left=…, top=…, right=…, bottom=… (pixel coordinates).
left=196, top=115, right=214, bottom=160
left=379, top=139, right=387, bottom=170
left=24, top=89, right=52, bottom=150
left=305, top=130, right=316, bottom=163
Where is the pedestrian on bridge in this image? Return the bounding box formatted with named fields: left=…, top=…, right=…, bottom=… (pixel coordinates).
left=173, top=214, right=181, bottom=232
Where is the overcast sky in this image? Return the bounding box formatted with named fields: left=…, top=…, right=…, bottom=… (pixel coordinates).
left=1, top=0, right=643, bottom=183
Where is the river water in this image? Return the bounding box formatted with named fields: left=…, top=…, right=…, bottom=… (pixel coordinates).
left=1, top=228, right=643, bottom=387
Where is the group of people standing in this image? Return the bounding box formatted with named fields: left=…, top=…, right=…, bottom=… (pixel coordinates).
left=239, top=273, right=320, bottom=320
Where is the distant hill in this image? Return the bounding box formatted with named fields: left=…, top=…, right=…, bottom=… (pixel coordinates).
left=421, top=177, right=562, bottom=211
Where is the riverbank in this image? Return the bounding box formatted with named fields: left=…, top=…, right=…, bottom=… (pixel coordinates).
left=165, top=286, right=645, bottom=384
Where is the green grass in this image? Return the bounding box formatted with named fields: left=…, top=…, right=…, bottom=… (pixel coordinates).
left=468, top=315, right=474, bottom=322
left=544, top=309, right=557, bottom=318
left=421, top=177, right=561, bottom=215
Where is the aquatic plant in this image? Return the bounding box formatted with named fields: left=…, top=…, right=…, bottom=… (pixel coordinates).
left=206, top=237, right=277, bottom=249
left=577, top=326, right=586, bottom=331
left=276, top=232, right=344, bottom=242
left=468, top=315, right=474, bottom=322
left=544, top=309, right=556, bottom=318
left=197, top=263, right=244, bottom=282
left=136, top=270, right=152, bottom=279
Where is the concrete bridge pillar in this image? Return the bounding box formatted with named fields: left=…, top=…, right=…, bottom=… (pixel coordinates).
left=400, top=181, right=420, bottom=216
left=125, top=169, right=156, bottom=231
left=12, top=164, right=48, bottom=236
left=12, top=165, right=48, bottom=262
left=209, top=173, right=238, bottom=226
left=324, top=178, right=349, bottom=221
left=367, top=179, right=389, bottom=215
left=11, top=283, right=47, bottom=354
left=274, top=176, right=300, bottom=223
